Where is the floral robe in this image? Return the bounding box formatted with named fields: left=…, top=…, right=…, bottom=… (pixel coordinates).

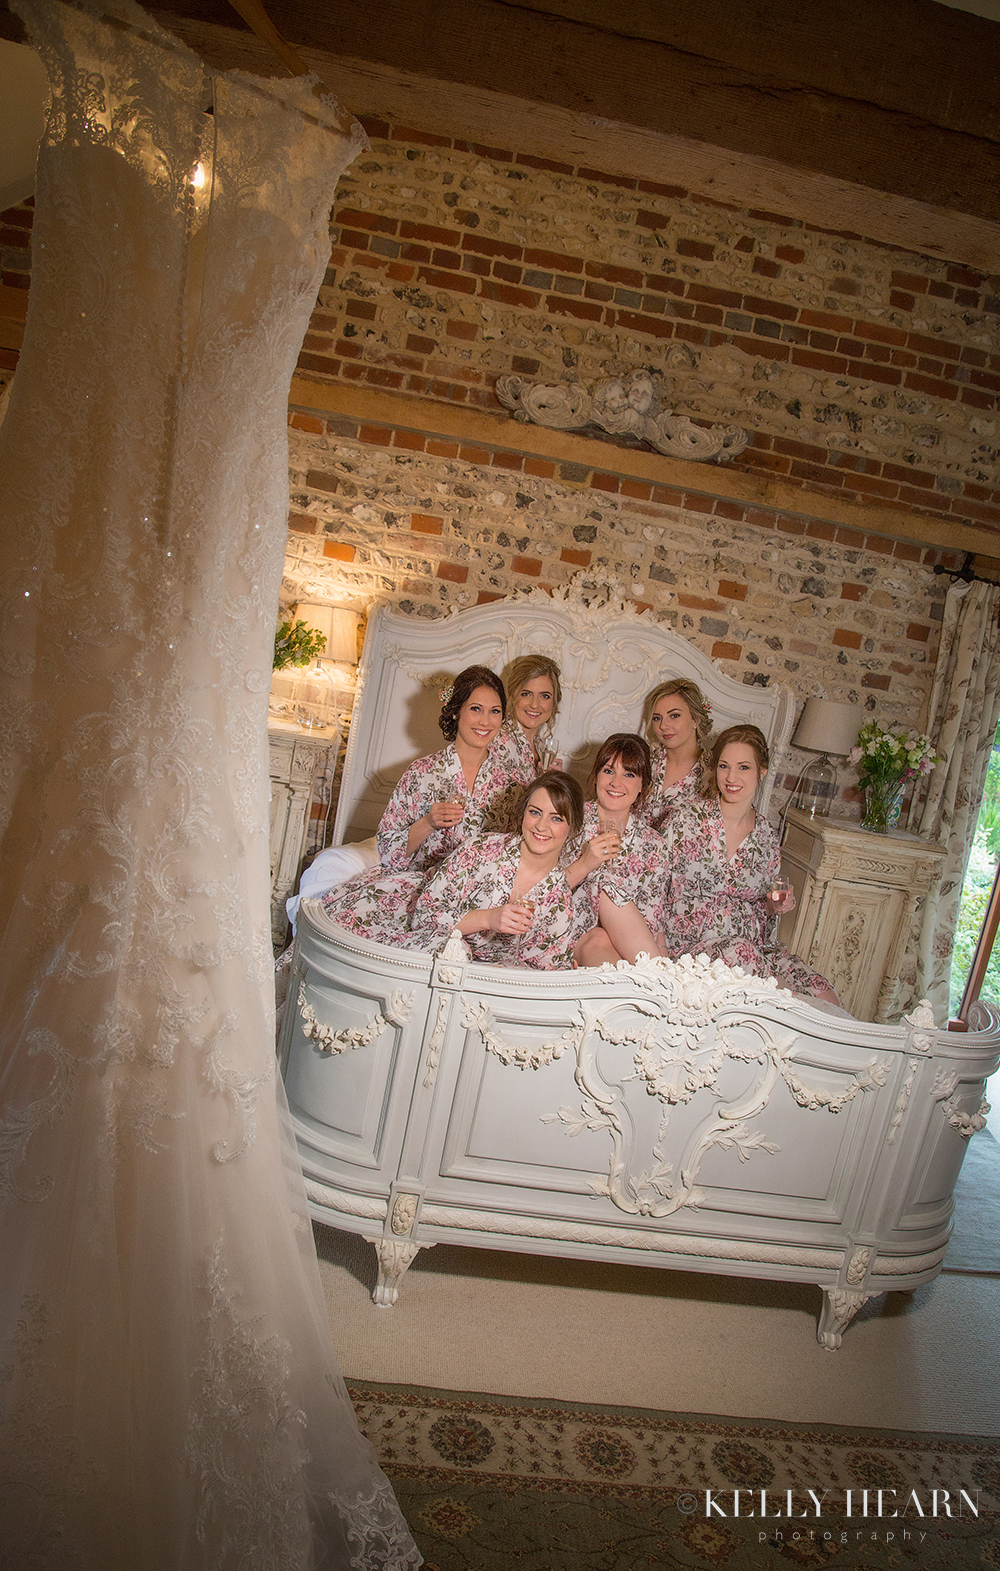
left=486, top=719, right=553, bottom=830
left=569, top=800, right=666, bottom=934
left=409, top=833, right=581, bottom=969
left=319, top=742, right=521, bottom=943
left=637, top=749, right=703, bottom=833
left=660, top=798, right=834, bottom=998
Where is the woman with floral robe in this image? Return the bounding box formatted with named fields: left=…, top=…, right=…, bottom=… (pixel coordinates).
left=660, top=726, right=838, bottom=1001
left=408, top=771, right=585, bottom=968
left=567, top=733, right=668, bottom=966
left=488, top=654, right=563, bottom=829
left=637, top=678, right=713, bottom=832
left=317, top=664, right=519, bottom=943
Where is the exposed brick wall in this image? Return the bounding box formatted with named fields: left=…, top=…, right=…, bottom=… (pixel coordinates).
left=294, top=123, right=1000, bottom=543
left=0, top=198, right=32, bottom=377
left=282, top=410, right=951, bottom=814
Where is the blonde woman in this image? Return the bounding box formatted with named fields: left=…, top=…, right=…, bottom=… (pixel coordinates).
left=639, top=677, right=713, bottom=831
left=495, top=654, right=562, bottom=776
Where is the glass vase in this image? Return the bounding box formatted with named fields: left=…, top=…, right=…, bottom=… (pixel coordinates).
left=860, top=778, right=904, bottom=834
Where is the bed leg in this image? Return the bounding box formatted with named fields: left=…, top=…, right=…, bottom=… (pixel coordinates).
left=369, top=1237, right=430, bottom=1307
left=817, top=1286, right=873, bottom=1349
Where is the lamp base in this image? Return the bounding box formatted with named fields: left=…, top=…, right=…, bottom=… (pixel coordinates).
left=794, top=754, right=837, bottom=818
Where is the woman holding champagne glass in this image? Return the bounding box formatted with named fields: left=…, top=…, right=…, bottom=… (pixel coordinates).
left=658, top=725, right=839, bottom=1002
left=568, top=734, right=669, bottom=967
left=314, top=665, right=520, bottom=942
left=409, top=770, right=585, bottom=968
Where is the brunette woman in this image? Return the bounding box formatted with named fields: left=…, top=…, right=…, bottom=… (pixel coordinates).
left=659, top=725, right=839, bottom=1002
left=639, top=678, right=713, bottom=831
left=409, top=770, right=585, bottom=969
left=317, top=665, right=517, bottom=940
left=567, top=733, right=667, bottom=966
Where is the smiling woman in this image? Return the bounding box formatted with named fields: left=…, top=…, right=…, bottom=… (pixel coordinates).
left=308, top=664, right=521, bottom=945
left=496, top=654, right=563, bottom=776
left=641, top=678, right=714, bottom=831
left=660, top=726, right=839, bottom=1002
left=408, top=770, right=585, bottom=968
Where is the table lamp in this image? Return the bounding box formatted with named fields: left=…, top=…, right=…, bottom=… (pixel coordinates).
left=791, top=697, right=864, bottom=818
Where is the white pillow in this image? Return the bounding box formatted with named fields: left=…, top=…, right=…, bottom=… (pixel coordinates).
left=285, top=837, right=379, bottom=931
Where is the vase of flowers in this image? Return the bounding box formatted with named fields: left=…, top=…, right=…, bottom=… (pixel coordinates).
left=849, top=721, right=944, bottom=834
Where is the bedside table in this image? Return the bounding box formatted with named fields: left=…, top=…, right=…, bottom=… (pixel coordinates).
left=779, top=807, right=946, bottom=1021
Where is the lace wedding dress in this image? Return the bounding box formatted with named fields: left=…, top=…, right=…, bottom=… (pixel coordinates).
left=0, top=2, right=420, bottom=1566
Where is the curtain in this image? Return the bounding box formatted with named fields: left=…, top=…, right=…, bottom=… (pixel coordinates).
left=0, top=1, right=420, bottom=1566
left=905, top=579, right=1000, bottom=1019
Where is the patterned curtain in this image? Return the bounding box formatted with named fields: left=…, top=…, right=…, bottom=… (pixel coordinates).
left=905, top=579, right=1000, bottom=1018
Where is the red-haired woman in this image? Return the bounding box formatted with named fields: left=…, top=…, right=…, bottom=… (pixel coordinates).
left=660, top=725, right=838, bottom=1003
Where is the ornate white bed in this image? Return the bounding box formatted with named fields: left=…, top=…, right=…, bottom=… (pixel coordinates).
left=278, top=584, right=1000, bottom=1346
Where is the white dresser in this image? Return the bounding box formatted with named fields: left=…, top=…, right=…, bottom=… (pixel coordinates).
left=779, top=807, right=946, bottom=1021
left=268, top=721, right=337, bottom=946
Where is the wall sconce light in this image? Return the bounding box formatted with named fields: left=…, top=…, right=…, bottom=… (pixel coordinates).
left=791, top=697, right=864, bottom=818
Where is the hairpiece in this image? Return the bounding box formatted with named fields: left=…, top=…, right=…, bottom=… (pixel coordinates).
left=438, top=683, right=454, bottom=704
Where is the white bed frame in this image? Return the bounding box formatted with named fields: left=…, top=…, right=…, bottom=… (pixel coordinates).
left=279, top=584, right=999, bottom=1346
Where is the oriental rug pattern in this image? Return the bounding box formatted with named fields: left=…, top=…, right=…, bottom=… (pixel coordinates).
left=348, top=1381, right=1000, bottom=1570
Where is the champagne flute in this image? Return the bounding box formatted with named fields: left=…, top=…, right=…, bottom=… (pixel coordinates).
left=514, top=898, right=536, bottom=963
left=598, top=812, right=622, bottom=863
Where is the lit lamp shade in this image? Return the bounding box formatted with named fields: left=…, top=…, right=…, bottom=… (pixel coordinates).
left=791, top=698, right=864, bottom=818
left=294, top=602, right=359, bottom=664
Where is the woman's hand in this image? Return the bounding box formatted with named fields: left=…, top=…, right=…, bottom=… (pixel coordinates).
left=459, top=903, right=533, bottom=936
left=427, top=800, right=465, bottom=829
left=766, top=886, right=796, bottom=915
left=564, top=831, right=620, bottom=890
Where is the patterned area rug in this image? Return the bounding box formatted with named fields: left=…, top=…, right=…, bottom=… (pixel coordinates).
left=349, top=1382, right=1000, bottom=1570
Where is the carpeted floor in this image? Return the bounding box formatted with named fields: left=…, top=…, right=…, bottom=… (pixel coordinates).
left=316, top=1128, right=1000, bottom=1435
left=351, top=1381, right=1000, bottom=1570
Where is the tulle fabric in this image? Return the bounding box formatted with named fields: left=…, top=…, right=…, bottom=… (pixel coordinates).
left=0, top=2, right=420, bottom=1565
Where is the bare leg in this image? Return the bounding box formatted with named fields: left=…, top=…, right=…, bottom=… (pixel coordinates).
left=574, top=925, right=623, bottom=966
left=593, top=894, right=662, bottom=965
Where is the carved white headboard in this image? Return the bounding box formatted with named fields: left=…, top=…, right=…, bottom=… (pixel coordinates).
left=333, top=583, right=796, bottom=845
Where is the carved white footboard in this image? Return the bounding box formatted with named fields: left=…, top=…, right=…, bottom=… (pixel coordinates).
left=279, top=900, right=1000, bottom=1348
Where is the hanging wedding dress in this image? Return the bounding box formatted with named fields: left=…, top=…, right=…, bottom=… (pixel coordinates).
left=0, top=1, right=420, bottom=1565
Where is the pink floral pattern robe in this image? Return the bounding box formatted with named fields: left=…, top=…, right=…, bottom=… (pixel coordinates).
left=409, top=833, right=581, bottom=969
left=660, top=798, right=834, bottom=998
left=637, top=748, right=704, bottom=832
left=569, top=800, right=666, bottom=936
left=319, top=742, right=522, bottom=943
left=486, top=718, right=556, bottom=829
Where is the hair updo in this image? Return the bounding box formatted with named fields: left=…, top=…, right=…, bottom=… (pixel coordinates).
left=438, top=665, right=506, bottom=741
left=644, top=679, right=714, bottom=749
left=700, top=724, right=769, bottom=799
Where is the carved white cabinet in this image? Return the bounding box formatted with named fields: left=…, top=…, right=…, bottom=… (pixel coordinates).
left=268, top=722, right=336, bottom=946
left=779, top=808, right=946, bottom=1022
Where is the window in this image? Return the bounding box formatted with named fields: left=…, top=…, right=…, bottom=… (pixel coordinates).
left=951, top=720, right=1000, bottom=1020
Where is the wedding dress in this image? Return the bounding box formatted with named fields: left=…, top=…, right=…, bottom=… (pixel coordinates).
left=0, top=1, right=420, bottom=1565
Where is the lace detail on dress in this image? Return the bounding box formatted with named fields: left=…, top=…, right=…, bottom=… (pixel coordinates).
left=0, top=1031, right=77, bottom=1201
left=183, top=1241, right=311, bottom=1570
left=343, top=1482, right=424, bottom=1571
